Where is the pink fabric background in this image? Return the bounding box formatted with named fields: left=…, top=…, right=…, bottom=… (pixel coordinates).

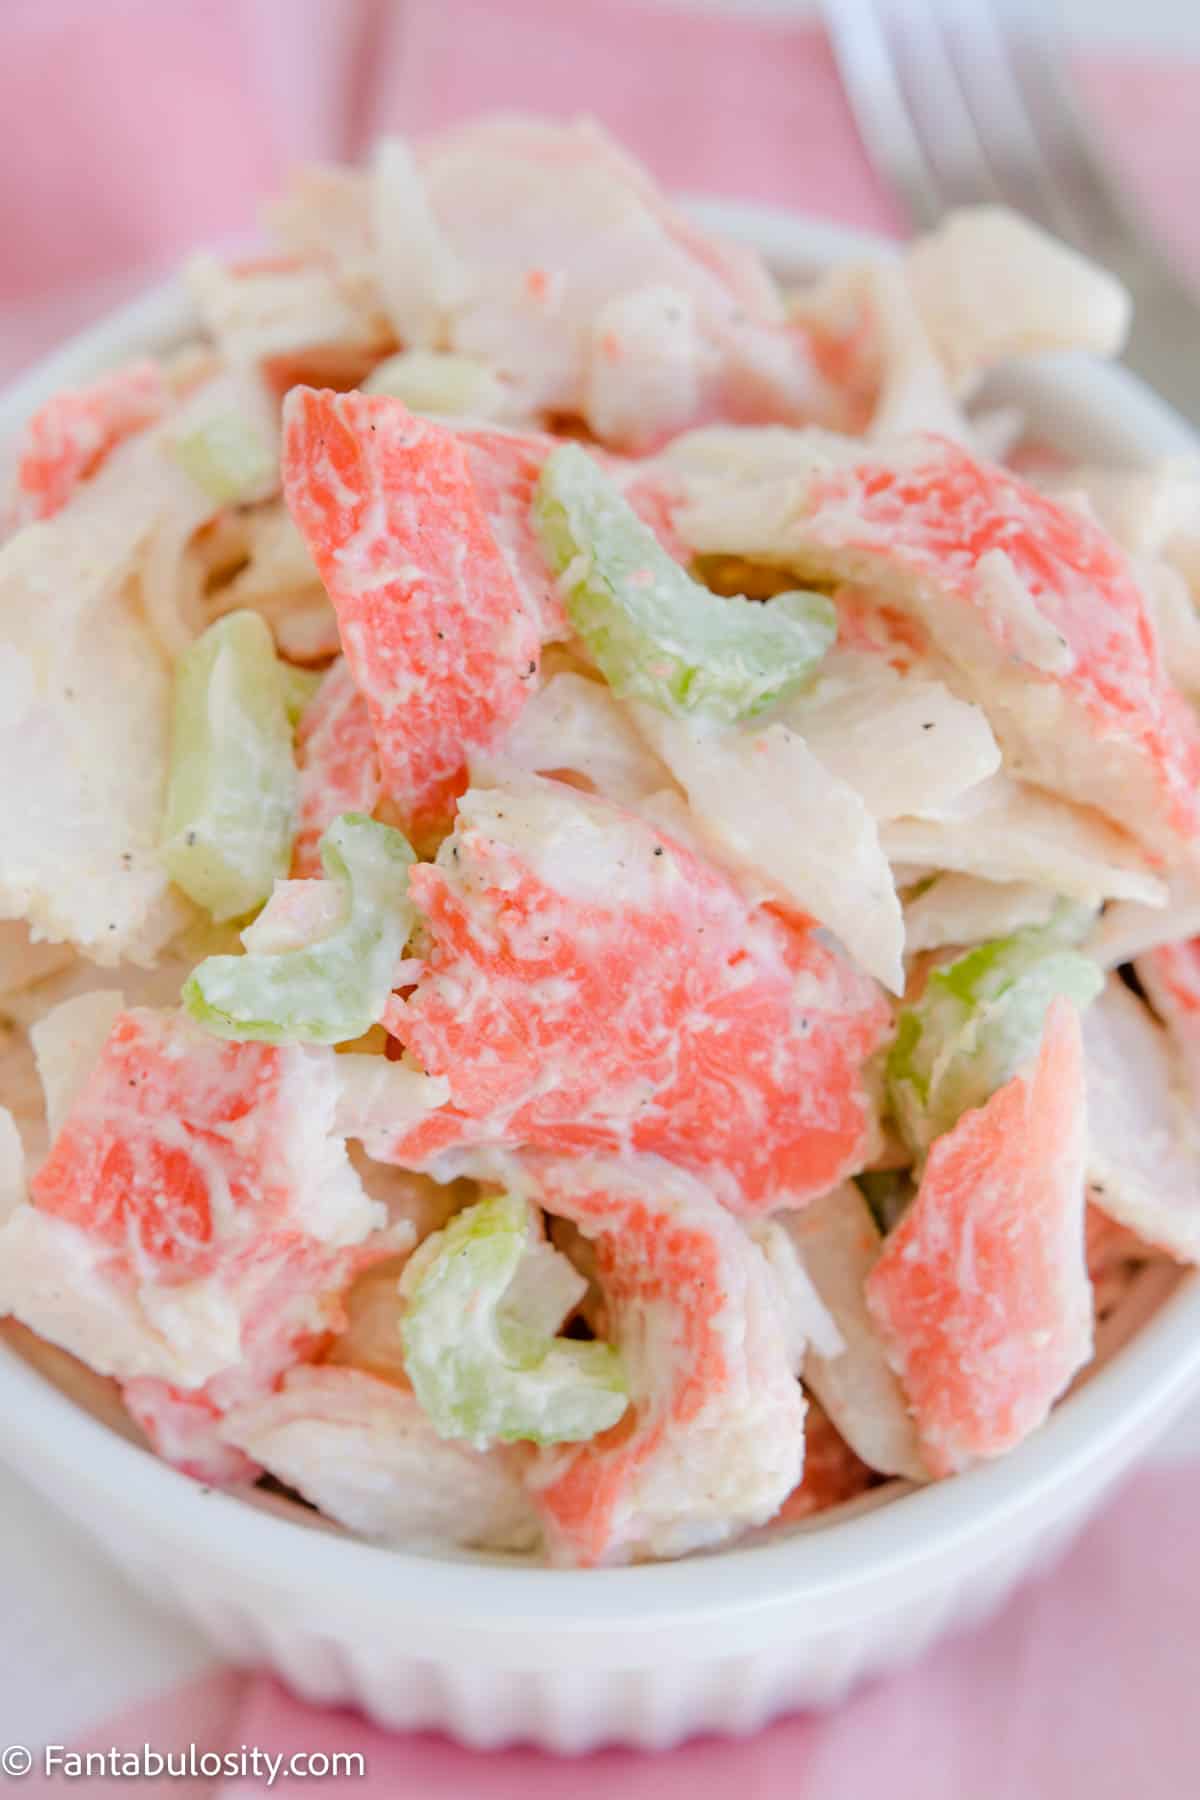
left=2, top=0, right=1199, bottom=375
left=3, top=1, right=1200, bottom=1792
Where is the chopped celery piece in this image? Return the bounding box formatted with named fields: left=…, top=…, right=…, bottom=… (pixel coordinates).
left=169, top=410, right=275, bottom=504
left=888, top=904, right=1103, bottom=1157
left=183, top=813, right=414, bottom=1044
left=534, top=442, right=836, bottom=722
left=280, top=662, right=323, bottom=725
left=496, top=1238, right=587, bottom=1344
left=363, top=348, right=505, bottom=416
left=400, top=1192, right=628, bottom=1449
left=161, top=611, right=296, bottom=921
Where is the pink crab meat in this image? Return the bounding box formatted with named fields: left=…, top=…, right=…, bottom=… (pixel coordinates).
left=776, top=1401, right=875, bottom=1524
left=32, top=1012, right=321, bottom=1274
left=379, top=780, right=891, bottom=1214
left=283, top=391, right=706, bottom=840
left=291, top=657, right=383, bottom=877
left=122, top=1382, right=258, bottom=1485
left=674, top=433, right=1200, bottom=863
left=455, top=423, right=568, bottom=640
left=0, top=1009, right=391, bottom=1477
left=123, top=1232, right=389, bottom=1482
left=10, top=360, right=169, bottom=526
left=834, top=585, right=932, bottom=673
left=866, top=998, right=1092, bottom=1477
left=804, top=291, right=879, bottom=438
left=282, top=388, right=545, bottom=840
left=525, top=1154, right=805, bottom=1566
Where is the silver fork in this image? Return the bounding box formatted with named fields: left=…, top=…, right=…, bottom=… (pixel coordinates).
left=823, top=0, right=1200, bottom=425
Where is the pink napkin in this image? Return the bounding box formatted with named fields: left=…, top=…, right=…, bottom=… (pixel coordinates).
left=4, top=0, right=1200, bottom=1791
left=2, top=0, right=1199, bottom=377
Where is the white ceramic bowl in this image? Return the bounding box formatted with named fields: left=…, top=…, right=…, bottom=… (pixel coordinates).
left=1, top=205, right=1199, bottom=1754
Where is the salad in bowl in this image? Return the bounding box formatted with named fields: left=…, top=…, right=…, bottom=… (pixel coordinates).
left=0, top=114, right=1197, bottom=1572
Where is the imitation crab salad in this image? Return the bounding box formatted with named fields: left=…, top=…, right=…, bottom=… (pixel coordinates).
left=2, top=116, right=1200, bottom=1569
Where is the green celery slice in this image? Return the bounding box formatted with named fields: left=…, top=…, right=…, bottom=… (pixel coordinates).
left=533, top=441, right=836, bottom=722
left=169, top=410, right=275, bottom=504
left=161, top=610, right=297, bottom=921
left=363, top=349, right=505, bottom=415
left=183, top=813, right=414, bottom=1044
left=888, top=903, right=1103, bottom=1157
left=400, top=1191, right=628, bottom=1449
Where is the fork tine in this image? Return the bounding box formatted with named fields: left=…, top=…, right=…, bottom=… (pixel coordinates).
left=874, top=0, right=1008, bottom=214
left=825, top=0, right=1136, bottom=253
left=930, top=0, right=1077, bottom=237
left=828, top=0, right=1200, bottom=425
left=821, top=0, right=944, bottom=230
left=988, top=0, right=1141, bottom=263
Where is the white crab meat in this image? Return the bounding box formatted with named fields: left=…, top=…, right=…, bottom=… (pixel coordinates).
left=777, top=649, right=1000, bottom=822
left=222, top=1365, right=540, bottom=1552
left=904, top=207, right=1129, bottom=389
left=633, top=707, right=905, bottom=992
left=370, top=117, right=822, bottom=444
left=903, top=874, right=1060, bottom=956
left=0, top=374, right=272, bottom=963
left=215, top=502, right=338, bottom=664
left=186, top=253, right=390, bottom=370
left=1087, top=869, right=1200, bottom=969
left=776, top=1184, right=928, bottom=1482
left=584, top=285, right=718, bottom=451
left=1082, top=976, right=1200, bottom=1263
left=881, top=774, right=1165, bottom=908
left=491, top=671, right=676, bottom=810
left=793, top=258, right=969, bottom=441
left=29, top=988, right=125, bottom=1139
